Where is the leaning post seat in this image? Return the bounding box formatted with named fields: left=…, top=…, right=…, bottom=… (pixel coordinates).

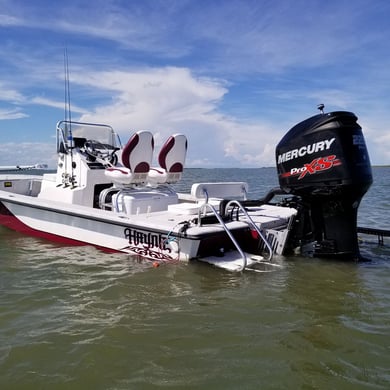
left=105, top=130, right=154, bottom=185
left=148, top=133, right=188, bottom=185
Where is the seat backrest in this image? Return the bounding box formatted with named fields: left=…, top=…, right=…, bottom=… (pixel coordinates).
left=158, top=133, right=187, bottom=182
left=121, top=130, right=154, bottom=173
left=191, top=182, right=248, bottom=200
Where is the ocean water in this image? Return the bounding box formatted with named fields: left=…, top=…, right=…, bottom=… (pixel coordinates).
left=0, top=167, right=389, bottom=389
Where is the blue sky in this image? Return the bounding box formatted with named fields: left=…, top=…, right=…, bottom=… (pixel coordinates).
left=0, top=0, right=389, bottom=168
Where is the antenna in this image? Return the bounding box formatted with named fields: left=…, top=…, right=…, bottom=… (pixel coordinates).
left=63, top=48, right=76, bottom=187
left=64, top=48, right=72, bottom=125
left=317, top=103, right=325, bottom=114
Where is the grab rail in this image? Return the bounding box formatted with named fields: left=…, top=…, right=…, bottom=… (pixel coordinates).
left=224, top=200, right=274, bottom=261
left=357, top=226, right=390, bottom=246
left=197, top=202, right=248, bottom=271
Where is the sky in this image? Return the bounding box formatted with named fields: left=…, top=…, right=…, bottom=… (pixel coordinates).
left=0, top=0, right=389, bottom=168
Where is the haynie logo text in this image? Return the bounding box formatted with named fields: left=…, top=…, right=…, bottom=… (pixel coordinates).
left=124, top=228, right=170, bottom=252
left=278, top=138, right=336, bottom=164
left=280, top=155, right=342, bottom=180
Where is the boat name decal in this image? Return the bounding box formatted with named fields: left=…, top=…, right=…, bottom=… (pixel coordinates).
left=125, top=245, right=175, bottom=262
left=124, top=228, right=171, bottom=252
left=280, top=154, right=342, bottom=180
left=278, top=138, right=336, bottom=164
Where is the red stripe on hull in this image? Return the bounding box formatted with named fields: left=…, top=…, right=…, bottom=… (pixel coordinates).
left=0, top=201, right=84, bottom=245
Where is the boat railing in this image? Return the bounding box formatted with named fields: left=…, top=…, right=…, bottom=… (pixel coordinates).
left=224, top=200, right=274, bottom=261
left=357, top=226, right=390, bottom=246
left=197, top=202, right=248, bottom=271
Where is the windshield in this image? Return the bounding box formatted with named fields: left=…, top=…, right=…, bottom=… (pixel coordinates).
left=56, top=120, right=120, bottom=153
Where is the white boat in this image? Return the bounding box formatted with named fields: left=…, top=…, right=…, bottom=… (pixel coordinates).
left=0, top=163, right=48, bottom=172
left=0, top=108, right=374, bottom=270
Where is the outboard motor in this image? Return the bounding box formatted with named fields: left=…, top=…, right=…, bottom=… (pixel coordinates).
left=276, top=106, right=372, bottom=259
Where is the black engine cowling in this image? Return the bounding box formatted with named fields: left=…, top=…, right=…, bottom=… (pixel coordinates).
left=276, top=110, right=372, bottom=259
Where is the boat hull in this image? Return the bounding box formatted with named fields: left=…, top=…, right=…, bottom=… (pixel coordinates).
left=0, top=193, right=197, bottom=262
left=0, top=174, right=296, bottom=271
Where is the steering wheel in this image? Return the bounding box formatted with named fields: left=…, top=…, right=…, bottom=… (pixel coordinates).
left=84, top=140, right=119, bottom=165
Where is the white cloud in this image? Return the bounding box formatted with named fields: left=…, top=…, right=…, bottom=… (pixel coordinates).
left=0, top=13, right=22, bottom=26
left=0, top=108, right=27, bottom=120
left=31, top=96, right=87, bottom=114
left=0, top=142, right=56, bottom=166
left=0, top=82, right=25, bottom=103
left=374, top=133, right=390, bottom=163
left=68, top=66, right=279, bottom=167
